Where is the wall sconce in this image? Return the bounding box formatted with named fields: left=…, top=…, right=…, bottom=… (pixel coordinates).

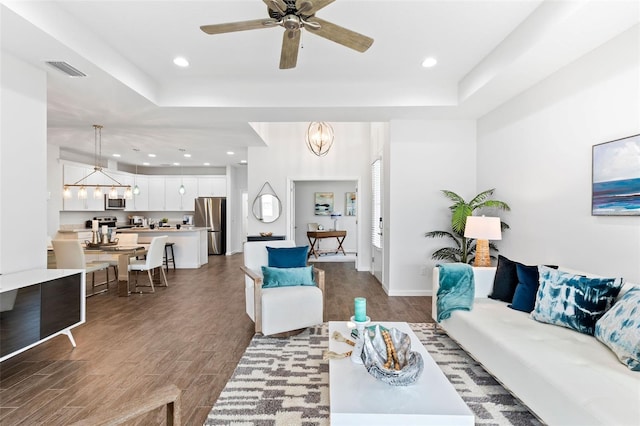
left=306, top=122, right=334, bottom=157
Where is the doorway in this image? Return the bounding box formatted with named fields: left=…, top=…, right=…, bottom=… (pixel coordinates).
left=287, top=178, right=361, bottom=269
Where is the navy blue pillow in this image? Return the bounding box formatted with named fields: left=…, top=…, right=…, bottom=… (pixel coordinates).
left=266, top=245, right=309, bottom=268
left=509, top=264, right=540, bottom=313
left=488, top=255, right=520, bottom=302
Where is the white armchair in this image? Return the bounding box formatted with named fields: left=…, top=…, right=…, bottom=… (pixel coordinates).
left=241, top=240, right=325, bottom=336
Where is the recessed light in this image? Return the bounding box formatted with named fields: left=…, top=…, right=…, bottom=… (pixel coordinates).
left=112, top=153, right=121, bottom=157
left=143, top=162, right=150, bottom=166
left=173, top=56, right=189, bottom=67
left=226, top=151, right=235, bottom=155
left=422, top=57, right=437, bottom=68
left=173, top=162, right=180, bottom=166
left=240, top=160, right=247, bottom=164
left=184, top=153, right=191, bottom=158
left=204, top=162, right=210, bottom=166
left=148, top=153, right=156, bottom=158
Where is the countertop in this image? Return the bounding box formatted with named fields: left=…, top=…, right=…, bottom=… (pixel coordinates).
left=117, top=227, right=207, bottom=233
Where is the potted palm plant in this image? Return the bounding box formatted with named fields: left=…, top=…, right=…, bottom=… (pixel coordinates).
left=425, top=189, right=510, bottom=264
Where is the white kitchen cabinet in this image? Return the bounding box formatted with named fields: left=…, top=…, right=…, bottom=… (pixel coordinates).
left=147, top=177, right=166, bottom=211
left=62, top=164, right=105, bottom=211
left=165, top=177, right=197, bottom=211
left=130, top=175, right=149, bottom=211
left=197, top=176, right=227, bottom=197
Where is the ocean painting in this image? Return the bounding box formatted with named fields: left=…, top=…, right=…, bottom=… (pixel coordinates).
left=592, top=134, right=640, bottom=216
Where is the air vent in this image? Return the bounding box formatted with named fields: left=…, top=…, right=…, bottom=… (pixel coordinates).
left=45, top=61, right=86, bottom=77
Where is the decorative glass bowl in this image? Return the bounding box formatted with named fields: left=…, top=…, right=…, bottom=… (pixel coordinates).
left=361, top=325, right=424, bottom=386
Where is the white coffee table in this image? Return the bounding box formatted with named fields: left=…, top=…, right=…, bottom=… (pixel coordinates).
left=329, top=321, right=474, bottom=425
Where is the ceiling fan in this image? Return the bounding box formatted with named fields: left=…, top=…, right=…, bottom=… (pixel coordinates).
left=200, top=0, right=374, bottom=69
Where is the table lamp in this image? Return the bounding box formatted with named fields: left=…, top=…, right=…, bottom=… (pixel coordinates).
left=464, top=216, right=502, bottom=267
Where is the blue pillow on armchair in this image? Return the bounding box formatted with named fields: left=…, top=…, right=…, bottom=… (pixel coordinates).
left=261, top=265, right=315, bottom=288
left=266, top=245, right=309, bottom=268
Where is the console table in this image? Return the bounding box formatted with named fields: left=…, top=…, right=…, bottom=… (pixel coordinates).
left=0, top=269, right=85, bottom=362
left=307, top=230, right=347, bottom=258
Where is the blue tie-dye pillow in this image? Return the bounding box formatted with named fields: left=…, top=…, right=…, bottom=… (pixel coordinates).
left=531, top=266, right=624, bottom=335
left=595, top=288, right=640, bottom=371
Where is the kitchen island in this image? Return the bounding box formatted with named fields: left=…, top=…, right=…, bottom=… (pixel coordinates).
left=117, top=227, right=208, bottom=269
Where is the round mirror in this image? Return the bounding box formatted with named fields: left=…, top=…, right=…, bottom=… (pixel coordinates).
left=252, top=194, right=281, bottom=223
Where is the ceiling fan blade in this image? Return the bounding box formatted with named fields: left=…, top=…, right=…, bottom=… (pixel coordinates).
left=263, top=0, right=288, bottom=14
left=297, top=0, right=335, bottom=15
left=200, top=18, right=277, bottom=35
left=305, top=17, right=373, bottom=52
left=280, top=29, right=301, bottom=69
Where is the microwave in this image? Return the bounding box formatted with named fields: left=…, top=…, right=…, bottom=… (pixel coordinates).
left=105, top=195, right=126, bottom=210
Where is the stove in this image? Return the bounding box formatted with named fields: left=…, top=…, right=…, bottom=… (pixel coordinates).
left=85, top=216, right=118, bottom=228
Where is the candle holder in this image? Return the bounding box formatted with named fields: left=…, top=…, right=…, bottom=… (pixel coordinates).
left=349, top=315, right=371, bottom=364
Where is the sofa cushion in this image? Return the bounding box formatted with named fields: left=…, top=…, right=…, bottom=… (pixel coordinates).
left=531, top=266, right=624, bottom=335
left=509, top=263, right=540, bottom=312
left=595, top=287, right=640, bottom=370
left=488, top=255, right=520, bottom=302
left=261, top=265, right=315, bottom=288
left=266, top=245, right=309, bottom=268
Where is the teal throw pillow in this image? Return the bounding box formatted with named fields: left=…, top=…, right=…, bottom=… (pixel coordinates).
left=261, top=265, right=315, bottom=288
left=595, top=288, right=640, bottom=371
left=266, top=246, right=309, bottom=268
left=531, top=266, right=623, bottom=335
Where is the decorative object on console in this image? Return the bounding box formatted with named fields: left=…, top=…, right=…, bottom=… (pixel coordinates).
left=354, top=297, right=366, bottom=322
left=266, top=245, right=309, bottom=268
left=314, top=192, right=334, bottom=215
left=306, top=122, right=335, bottom=156
left=592, top=134, right=640, bottom=216
left=463, top=215, right=502, bottom=267
left=361, top=325, right=424, bottom=386
left=425, top=189, right=510, bottom=264
left=531, top=266, right=624, bottom=335
left=595, top=288, right=640, bottom=370
left=330, top=211, right=342, bottom=230
left=62, top=125, right=132, bottom=200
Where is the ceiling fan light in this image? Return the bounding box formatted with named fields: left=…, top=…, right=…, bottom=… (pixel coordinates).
left=306, top=122, right=334, bottom=157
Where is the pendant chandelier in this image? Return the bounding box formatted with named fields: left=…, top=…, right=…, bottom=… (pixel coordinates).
left=63, top=125, right=132, bottom=200
left=306, top=122, right=334, bottom=157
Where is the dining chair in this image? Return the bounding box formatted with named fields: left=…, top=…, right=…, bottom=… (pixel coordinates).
left=106, top=233, right=139, bottom=277
left=52, top=239, right=113, bottom=296
left=128, top=235, right=168, bottom=293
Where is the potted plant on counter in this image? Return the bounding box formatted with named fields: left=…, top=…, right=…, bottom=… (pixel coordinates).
left=425, top=188, right=510, bottom=264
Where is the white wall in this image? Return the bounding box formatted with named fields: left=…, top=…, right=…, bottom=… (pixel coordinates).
left=477, top=25, right=640, bottom=284
left=386, top=120, right=477, bottom=296
left=1, top=52, right=48, bottom=273
left=227, top=165, right=247, bottom=254
left=247, top=122, right=372, bottom=270
left=293, top=180, right=358, bottom=251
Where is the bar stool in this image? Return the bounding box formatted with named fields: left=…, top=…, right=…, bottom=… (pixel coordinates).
left=163, top=242, right=176, bottom=272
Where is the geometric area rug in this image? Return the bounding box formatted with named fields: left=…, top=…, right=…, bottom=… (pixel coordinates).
left=205, top=323, right=542, bottom=426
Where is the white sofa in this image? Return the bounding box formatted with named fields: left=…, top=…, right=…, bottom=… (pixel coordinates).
left=432, top=266, right=640, bottom=426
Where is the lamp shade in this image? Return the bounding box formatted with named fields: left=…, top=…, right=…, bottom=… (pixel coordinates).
left=464, top=216, right=502, bottom=240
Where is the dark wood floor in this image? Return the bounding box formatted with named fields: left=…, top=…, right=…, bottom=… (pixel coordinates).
left=0, top=255, right=432, bottom=425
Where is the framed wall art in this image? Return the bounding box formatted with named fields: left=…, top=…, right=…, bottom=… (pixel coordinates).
left=314, top=192, right=334, bottom=215
left=346, top=192, right=356, bottom=216
left=592, top=134, right=640, bottom=216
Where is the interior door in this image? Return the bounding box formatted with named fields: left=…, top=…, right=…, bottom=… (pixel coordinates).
left=371, top=159, right=383, bottom=283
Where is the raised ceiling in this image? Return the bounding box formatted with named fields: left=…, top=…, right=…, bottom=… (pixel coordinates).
left=1, top=0, right=638, bottom=167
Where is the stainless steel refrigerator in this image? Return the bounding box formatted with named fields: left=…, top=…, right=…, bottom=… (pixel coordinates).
left=194, top=197, right=226, bottom=255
